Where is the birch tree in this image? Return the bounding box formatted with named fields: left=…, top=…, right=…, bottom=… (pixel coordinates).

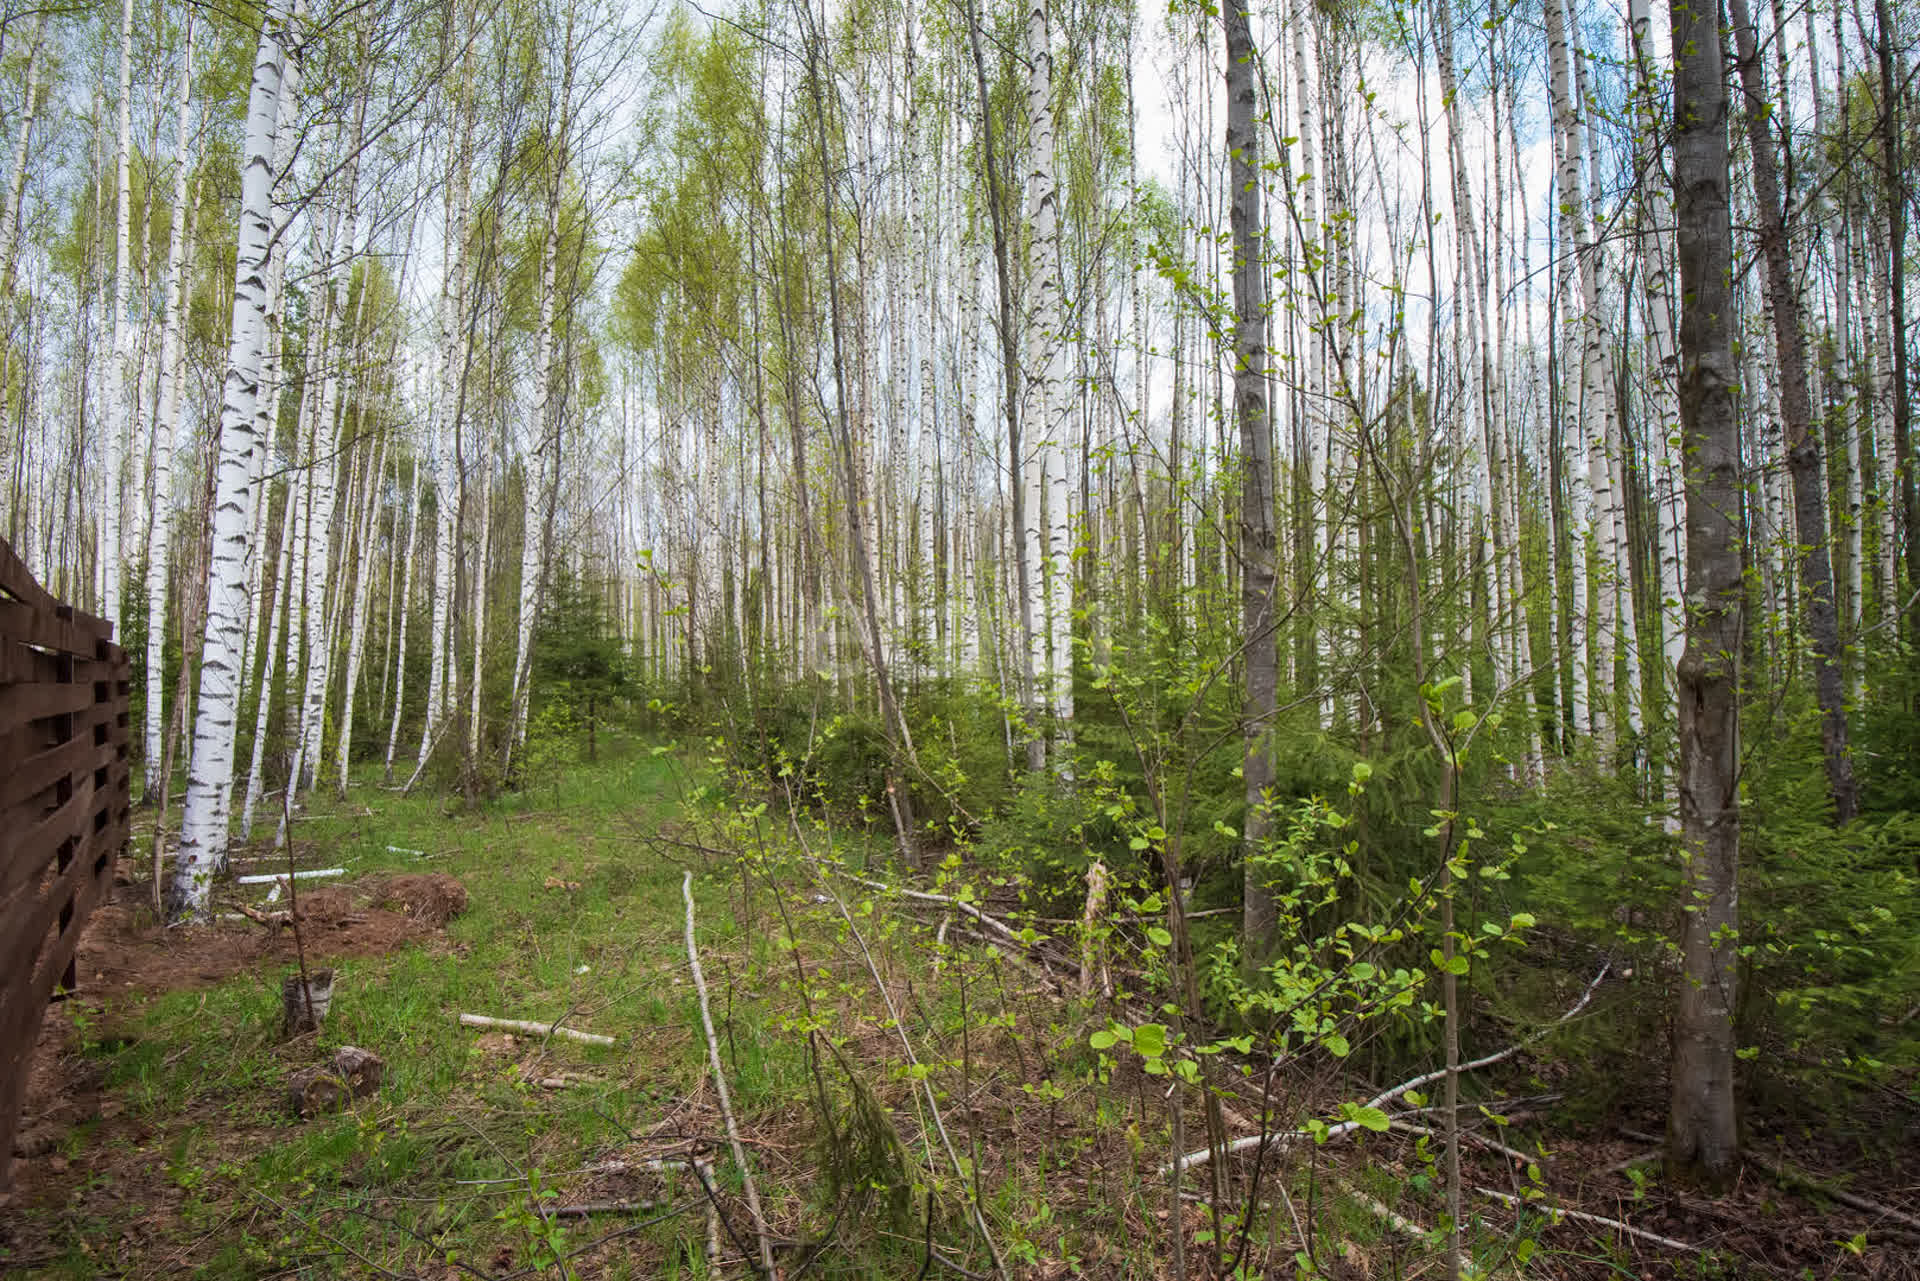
left=171, top=0, right=305, bottom=921
left=100, top=0, right=135, bottom=628
left=142, top=13, right=195, bottom=798
left=1225, top=0, right=1278, bottom=951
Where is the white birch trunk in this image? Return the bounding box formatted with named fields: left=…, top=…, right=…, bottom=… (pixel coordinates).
left=1866, top=222, right=1899, bottom=631
left=510, top=17, right=574, bottom=762
left=170, top=0, right=301, bottom=920
left=420, top=69, right=475, bottom=768
left=1630, top=0, right=1686, bottom=762
left=0, top=16, right=44, bottom=549
left=241, top=476, right=298, bottom=841
left=102, top=0, right=135, bottom=628
left=1021, top=0, right=1073, bottom=765
left=335, top=424, right=388, bottom=793
left=384, top=448, right=423, bottom=779
left=1546, top=0, right=1595, bottom=744
left=142, top=16, right=195, bottom=797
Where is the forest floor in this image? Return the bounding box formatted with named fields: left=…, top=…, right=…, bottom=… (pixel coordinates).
left=2, top=742, right=1916, bottom=1279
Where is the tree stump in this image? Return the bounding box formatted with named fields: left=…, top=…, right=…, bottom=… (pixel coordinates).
left=285, top=1046, right=385, bottom=1118
left=282, top=968, right=334, bottom=1037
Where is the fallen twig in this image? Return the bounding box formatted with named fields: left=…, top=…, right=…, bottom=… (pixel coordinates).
left=1163, top=962, right=1609, bottom=1175
left=1336, top=1180, right=1431, bottom=1243
left=225, top=900, right=293, bottom=929
left=1389, top=1120, right=1542, bottom=1169
left=684, top=870, right=777, bottom=1278
left=829, top=865, right=1027, bottom=945
left=457, top=1013, right=615, bottom=1048
left=537, top=1199, right=666, bottom=1219
left=796, top=844, right=1008, bottom=1277
left=1473, top=1186, right=1697, bottom=1253
left=1747, top=1152, right=1920, bottom=1232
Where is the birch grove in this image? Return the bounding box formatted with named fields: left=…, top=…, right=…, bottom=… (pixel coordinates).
left=0, top=0, right=1914, bottom=1203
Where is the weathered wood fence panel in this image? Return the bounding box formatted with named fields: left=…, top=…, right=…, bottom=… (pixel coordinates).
left=0, top=538, right=130, bottom=1191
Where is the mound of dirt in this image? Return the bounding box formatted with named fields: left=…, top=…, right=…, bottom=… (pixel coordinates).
left=373, top=873, right=469, bottom=927
left=73, top=883, right=439, bottom=1000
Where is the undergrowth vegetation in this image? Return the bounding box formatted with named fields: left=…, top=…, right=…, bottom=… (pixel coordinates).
left=11, top=632, right=1919, bottom=1278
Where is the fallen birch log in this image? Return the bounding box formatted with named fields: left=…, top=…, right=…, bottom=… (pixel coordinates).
left=237, top=868, right=345, bottom=885
left=457, top=1013, right=615, bottom=1047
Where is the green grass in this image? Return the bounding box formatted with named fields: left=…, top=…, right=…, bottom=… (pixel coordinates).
left=8, top=737, right=1643, bottom=1280
left=9, top=746, right=764, bottom=1277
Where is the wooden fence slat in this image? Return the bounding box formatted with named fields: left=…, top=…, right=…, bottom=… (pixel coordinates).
left=0, top=539, right=54, bottom=611
left=0, top=827, right=116, bottom=995
left=0, top=769, right=104, bottom=895
left=0, top=598, right=105, bottom=658
left=0, top=677, right=97, bottom=726
left=0, top=733, right=96, bottom=819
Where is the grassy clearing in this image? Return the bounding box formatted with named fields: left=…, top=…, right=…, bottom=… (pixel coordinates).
left=15, top=749, right=745, bottom=1278
left=5, top=741, right=1858, bottom=1279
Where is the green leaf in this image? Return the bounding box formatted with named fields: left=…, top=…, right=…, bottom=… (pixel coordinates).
left=1132, top=1023, right=1168, bottom=1057
left=1341, top=1103, right=1391, bottom=1133
left=1146, top=926, right=1173, bottom=948
left=1089, top=1029, right=1117, bottom=1051
left=1324, top=1032, right=1351, bottom=1058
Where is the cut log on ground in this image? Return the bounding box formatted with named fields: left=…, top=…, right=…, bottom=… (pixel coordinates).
left=238, top=868, right=346, bottom=885
left=457, top=1013, right=614, bottom=1047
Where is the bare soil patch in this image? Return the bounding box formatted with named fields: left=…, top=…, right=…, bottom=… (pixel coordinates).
left=73, top=874, right=462, bottom=999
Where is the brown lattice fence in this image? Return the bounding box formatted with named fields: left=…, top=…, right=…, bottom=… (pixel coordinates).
left=0, top=538, right=130, bottom=1191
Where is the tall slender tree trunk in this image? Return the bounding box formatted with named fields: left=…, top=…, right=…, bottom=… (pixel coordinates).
left=1226, top=0, right=1278, bottom=953
left=960, top=0, right=1039, bottom=766
left=0, top=16, right=44, bottom=552
left=336, top=425, right=389, bottom=793
left=420, top=41, right=476, bottom=771
left=1728, top=0, right=1859, bottom=822
left=509, top=8, right=575, bottom=770
left=1631, top=0, right=1686, bottom=823
left=170, top=0, right=303, bottom=921
left=242, top=479, right=298, bottom=841
left=1667, top=0, right=1742, bottom=1193
left=143, top=17, right=195, bottom=798
left=1872, top=0, right=1914, bottom=629
left=806, top=29, right=919, bottom=868
left=385, top=452, right=423, bottom=780
left=1021, top=0, right=1073, bottom=771
left=1546, top=0, right=1600, bottom=746
left=102, top=0, right=135, bottom=628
